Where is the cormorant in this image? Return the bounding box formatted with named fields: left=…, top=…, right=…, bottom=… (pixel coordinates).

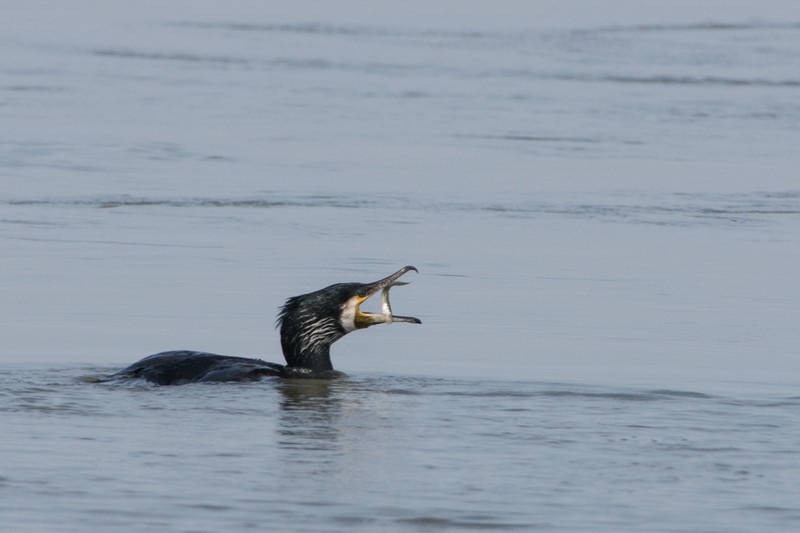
left=104, top=266, right=421, bottom=385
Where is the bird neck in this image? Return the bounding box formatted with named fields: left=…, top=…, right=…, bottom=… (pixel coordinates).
left=281, top=341, right=334, bottom=372
left=278, top=300, right=345, bottom=373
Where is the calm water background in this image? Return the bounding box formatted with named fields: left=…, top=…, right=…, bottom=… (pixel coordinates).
left=2, top=1, right=800, bottom=531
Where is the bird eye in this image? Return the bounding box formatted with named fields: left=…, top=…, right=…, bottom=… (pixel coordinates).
left=357, top=288, right=367, bottom=298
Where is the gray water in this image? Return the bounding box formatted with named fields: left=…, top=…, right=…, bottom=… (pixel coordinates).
left=2, top=1, right=800, bottom=531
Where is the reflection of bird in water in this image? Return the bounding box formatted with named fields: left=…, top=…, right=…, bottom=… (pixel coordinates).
left=104, top=266, right=421, bottom=385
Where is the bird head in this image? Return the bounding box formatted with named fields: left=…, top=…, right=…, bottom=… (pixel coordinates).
left=277, top=266, right=421, bottom=371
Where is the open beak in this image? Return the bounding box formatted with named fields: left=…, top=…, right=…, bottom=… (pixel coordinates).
left=353, top=265, right=422, bottom=328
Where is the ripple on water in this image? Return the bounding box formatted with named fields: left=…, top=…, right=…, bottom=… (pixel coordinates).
left=2, top=367, right=800, bottom=532
left=397, top=515, right=547, bottom=530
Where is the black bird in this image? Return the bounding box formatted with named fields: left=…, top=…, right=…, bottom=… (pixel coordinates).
left=104, top=266, right=421, bottom=385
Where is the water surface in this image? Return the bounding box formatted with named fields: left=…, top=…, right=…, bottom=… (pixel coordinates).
left=2, top=1, right=800, bottom=531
